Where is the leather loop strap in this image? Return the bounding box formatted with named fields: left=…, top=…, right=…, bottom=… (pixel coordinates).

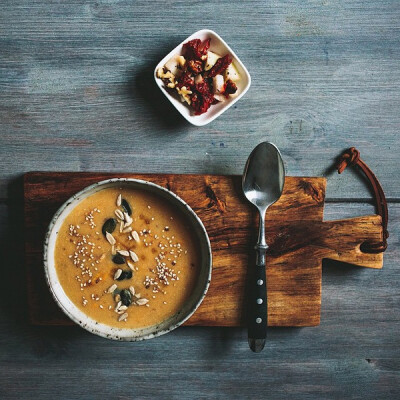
left=336, top=147, right=388, bottom=253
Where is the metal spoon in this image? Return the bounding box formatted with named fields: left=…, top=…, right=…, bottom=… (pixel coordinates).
left=242, top=142, right=285, bottom=352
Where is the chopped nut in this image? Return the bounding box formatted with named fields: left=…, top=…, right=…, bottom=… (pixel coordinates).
left=176, top=86, right=192, bottom=105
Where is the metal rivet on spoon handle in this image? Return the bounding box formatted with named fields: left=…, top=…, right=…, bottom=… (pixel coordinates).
left=242, top=142, right=285, bottom=353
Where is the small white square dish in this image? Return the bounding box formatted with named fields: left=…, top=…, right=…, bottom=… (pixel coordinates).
left=154, top=29, right=251, bottom=126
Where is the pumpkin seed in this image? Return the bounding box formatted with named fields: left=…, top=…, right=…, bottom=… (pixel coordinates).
left=116, top=269, right=132, bottom=281
left=112, top=254, right=125, bottom=265
left=116, top=273, right=125, bottom=281
left=124, top=270, right=133, bottom=279
left=121, top=199, right=132, bottom=215
left=102, top=218, right=117, bottom=236
left=120, top=289, right=133, bottom=306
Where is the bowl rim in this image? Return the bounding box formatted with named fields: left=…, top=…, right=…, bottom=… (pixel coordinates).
left=43, top=177, right=212, bottom=341
left=154, top=28, right=251, bottom=126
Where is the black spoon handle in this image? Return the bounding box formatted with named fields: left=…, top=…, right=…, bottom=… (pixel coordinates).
left=248, top=245, right=267, bottom=353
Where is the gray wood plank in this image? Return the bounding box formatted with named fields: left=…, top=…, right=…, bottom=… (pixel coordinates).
left=0, top=202, right=398, bottom=399
left=0, top=0, right=399, bottom=398
left=0, top=0, right=399, bottom=200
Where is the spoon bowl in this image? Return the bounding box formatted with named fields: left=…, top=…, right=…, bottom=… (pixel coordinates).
left=243, top=142, right=285, bottom=212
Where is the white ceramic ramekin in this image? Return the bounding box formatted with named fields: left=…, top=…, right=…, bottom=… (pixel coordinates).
left=154, top=29, right=251, bottom=126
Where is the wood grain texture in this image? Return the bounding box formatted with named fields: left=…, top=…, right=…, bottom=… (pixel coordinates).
left=1, top=201, right=399, bottom=400
left=0, top=0, right=399, bottom=201
left=0, top=0, right=399, bottom=398
left=24, top=172, right=383, bottom=328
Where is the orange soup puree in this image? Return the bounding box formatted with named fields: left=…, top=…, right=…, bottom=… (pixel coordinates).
left=54, top=186, right=200, bottom=328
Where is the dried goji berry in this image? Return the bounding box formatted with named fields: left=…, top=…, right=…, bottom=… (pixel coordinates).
left=223, top=79, right=237, bottom=97
left=199, top=38, right=211, bottom=55
left=208, top=54, right=232, bottom=78
left=192, top=96, right=212, bottom=115
left=195, top=80, right=211, bottom=95
left=183, top=39, right=201, bottom=60
left=191, top=80, right=215, bottom=115
left=176, top=71, right=194, bottom=89
left=183, top=38, right=211, bottom=60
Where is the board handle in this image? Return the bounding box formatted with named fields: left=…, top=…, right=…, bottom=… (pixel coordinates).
left=337, top=147, right=388, bottom=253
left=324, top=215, right=384, bottom=269
left=248, top=246, right=268, bottom=352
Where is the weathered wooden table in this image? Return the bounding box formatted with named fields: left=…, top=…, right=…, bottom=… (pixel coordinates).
left=1, top=1, right=399, bottom=399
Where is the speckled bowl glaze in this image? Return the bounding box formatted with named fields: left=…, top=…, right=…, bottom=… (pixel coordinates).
left=44, top=178, right=212, bottom=341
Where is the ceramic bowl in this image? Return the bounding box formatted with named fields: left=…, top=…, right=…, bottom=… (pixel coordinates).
left=154, top=29, right=251, bottom=126
left=43, top=178, right=212, bottom=341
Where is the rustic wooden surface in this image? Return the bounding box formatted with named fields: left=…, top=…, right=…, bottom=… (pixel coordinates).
left=1, top=0, right=399, bottom=398
left=24, top=172, right=383, bottom=328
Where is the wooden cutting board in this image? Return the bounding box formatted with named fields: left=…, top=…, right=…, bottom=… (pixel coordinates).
left=24, top=172, right=383, bottom=327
